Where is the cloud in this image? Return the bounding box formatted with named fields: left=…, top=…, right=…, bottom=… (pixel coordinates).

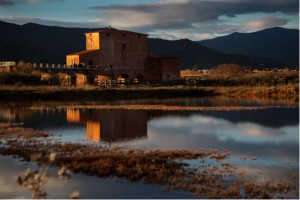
left=0, top=0, right=62, bottom=6
left=86, top=0, right=298, bottom=40
left=90, top=0, right=298, bottom=28
left=148, top=29, right=216, bottom=41
left=0, top=16, right=105, bottom=28
left=1, top=0, right=298, bottom=40
left=240, top=17, right=289, bottom=31
left=0, top=0, right=13, bottom=5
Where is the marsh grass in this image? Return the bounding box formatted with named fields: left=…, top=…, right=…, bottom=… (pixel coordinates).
left=0, top=123, right=298, bottom=198
left=0, top=82, right=298, bottom=103
left=17, top=151, right=78, bottom=199
left=28, top=104, right=289, bottom=112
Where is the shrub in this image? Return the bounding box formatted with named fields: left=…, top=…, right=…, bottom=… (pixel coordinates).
left=212, top=64, right=245, bottom=78
left=0, top=72, right=42, bottom=85
left=12, top=60, right=34, bottom=74
left=0, top=60, right=44, bottom=85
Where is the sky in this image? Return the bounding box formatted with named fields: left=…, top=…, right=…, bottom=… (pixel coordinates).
left=0, top=0, right=299, bottom=41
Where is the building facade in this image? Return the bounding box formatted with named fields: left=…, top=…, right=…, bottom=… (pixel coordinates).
left=66, top=28, right=180, bottom=82
left=0, top=61, right=15, bottom=72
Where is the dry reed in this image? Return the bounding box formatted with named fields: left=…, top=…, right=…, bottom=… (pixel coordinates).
left=0, top=123, right=298, bottom=198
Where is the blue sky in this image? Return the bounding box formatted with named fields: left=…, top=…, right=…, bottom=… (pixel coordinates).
left=0, top=0, right=299, bottom=40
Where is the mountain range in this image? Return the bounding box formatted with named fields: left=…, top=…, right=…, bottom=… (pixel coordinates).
left=0, top=21, right=298, bottom=69
left=199, top=27, right=299, bottom=66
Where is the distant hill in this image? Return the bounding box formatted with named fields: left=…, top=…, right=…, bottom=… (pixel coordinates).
left=0, top=21, right=291, bottom=68
left=199, top=27, right=299, bottom=66
left=0, top=21, right=97, bottom=64
left=148, top=38, right=287, bottom=68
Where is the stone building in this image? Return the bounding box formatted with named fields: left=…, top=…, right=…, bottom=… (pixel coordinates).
left=66, top=27, right=180, bottom=82
left=146, top=55, right=181, bottom=82
left=0, top=61, right=15, bottom=72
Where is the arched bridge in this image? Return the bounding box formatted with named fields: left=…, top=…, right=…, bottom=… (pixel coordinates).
left=35, top=66, right=114, bottom=86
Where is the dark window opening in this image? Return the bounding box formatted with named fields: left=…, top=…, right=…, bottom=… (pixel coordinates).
left=152, top=64, right=156, bottom=72
left=119, top=73, right=129, bottom=79
left=88, top=60, right=93, bottom=66
left=106, top=33, right=109, bottom=36
left=122, top=34, right=125, bottom=37
left=138, top=34, right=141, bottom=38
left=121, top=43, right=126, bottom=51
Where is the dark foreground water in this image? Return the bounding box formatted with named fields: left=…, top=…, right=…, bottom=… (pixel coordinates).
left=0, top=97, right=298, bottom=198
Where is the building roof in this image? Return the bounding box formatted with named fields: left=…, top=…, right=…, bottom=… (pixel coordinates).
left=67, top=49, right=98, bottom=56
left=85, top=27, right=148, bottom=36
left=148, top=53, right=180, bottom=60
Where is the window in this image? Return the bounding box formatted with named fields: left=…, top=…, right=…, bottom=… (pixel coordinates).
left=106, top=33, right=109, bottom=36
left=152, top=64, right=156, bottom=72
left=121, top=43, right=126, bottom=51
left=138, top=34, right=141, bottom=38
left=122, top=34, right=125, bottom=37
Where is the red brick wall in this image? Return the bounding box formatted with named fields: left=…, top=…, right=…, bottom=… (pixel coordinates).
left=146, top=57, right=163, bottom=82
left=78, top=50, right=101, bottom=67
left=160, top=57, right=180, bottom=81
left=146, top=57, right=180, bottom=82
left=99, top=32, right=148, bottom=78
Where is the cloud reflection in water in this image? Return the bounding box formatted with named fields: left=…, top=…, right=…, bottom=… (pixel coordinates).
left=146, top=114, right=299, bottom=166
left=149, top=114, right=298, bottom=144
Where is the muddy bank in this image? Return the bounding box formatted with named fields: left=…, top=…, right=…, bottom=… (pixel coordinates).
left=0, top=86, right=216, bottom=102
left=0, top=123, right=298, bottom=199
left=29, top=104, right=293, bottom=111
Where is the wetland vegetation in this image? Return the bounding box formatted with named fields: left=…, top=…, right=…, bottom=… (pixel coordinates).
left=0, top=63, right=298, bottom=198
left=0, top=63, right=298, bottom=102
left=0, top=122, right=298, bottom=198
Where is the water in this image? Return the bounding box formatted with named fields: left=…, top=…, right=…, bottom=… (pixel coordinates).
left=0, top=155, right=192, bottom=199
left=0, top=97, right=298, bottom=198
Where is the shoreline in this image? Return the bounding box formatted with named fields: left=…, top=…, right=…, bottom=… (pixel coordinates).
left=28, top=104, right=297, bottom=111
left=0, top=85, right=298, bottom=102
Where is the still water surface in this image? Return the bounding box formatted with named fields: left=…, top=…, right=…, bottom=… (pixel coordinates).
left=0, top=97, right=298, bottom=198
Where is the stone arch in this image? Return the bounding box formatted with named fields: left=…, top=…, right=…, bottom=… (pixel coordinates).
left=117, top=73, right=130, bottom=84
left=40, top=73, right=51, bottom=84
left=133, top=75, right=146, bottom=83
left=57, top=73, right=76, bottom=86
left=76, top=73, right=89, bottom=86
left=118, top=73, right=130, bottom=79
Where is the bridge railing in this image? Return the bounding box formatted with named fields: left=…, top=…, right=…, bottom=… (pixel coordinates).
left=34, top=63, right=66, bottom=69
left=33, top=63, right=113, bottom=71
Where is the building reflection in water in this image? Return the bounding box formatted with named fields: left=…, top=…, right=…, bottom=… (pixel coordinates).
left=0, top=107, right=34, bottom=122
left=86, top=121, right=101, bottom=143
left=67, top=108, right=148, bottom=143
left=66, top=109, right=80, bottom=123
